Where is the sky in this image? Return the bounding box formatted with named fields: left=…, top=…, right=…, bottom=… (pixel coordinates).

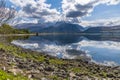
left=5, top=0, right=120, bottom=27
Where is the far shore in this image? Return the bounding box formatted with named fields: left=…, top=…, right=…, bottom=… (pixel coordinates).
left=1, top=32, right=120, bottom=37
left=0, top=33, right=36, bottom=36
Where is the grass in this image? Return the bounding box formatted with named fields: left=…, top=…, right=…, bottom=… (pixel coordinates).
left=100, top=71, right=107, bottom=78
left=48, top=75, right=59, bottom=80
left=0, top=70, right=28, bottom=80
left=48, top=75, right=69, bottom=80
left=49, top=59, right=66, bottom=65
left=70, top=67, right=81, bottom=73
left=0, top=42, right=66, bottom=65
left=0, top=42, right=46, bottom=62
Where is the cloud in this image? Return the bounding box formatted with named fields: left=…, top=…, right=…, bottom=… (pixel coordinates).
left=9, top=0, right=60, bottom=23
left=66, top=11, right=88, bottom=18
left=98, top=0, right=120, bottom=5
left=62, top=0, right=120, bottom=18
left=22, top=4, right=37, bottom=14
left=62, top=0, right=92, bottom=18
left=80, top=18, right=120, bottom=27
left=8, top=0, right=120, bottom=26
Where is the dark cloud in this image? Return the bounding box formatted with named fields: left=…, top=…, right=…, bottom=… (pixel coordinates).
left=23, top=4, right=37, bottom=14
left=66, top=3, right=94, bottom=18
left=75, top=4, right=93, bottom=11
left=66, top=11, right=87, bottom=17
left=36, top=9, right=57, bottom=16
left=64, top=0, right=120, bottom=18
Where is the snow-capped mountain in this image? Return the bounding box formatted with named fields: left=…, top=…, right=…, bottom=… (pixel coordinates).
left=39, top=21, right=84, bottom=33
left=15, top=21, right=84, bottom=33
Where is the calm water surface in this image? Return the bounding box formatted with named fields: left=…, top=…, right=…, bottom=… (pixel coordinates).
left=11, top=35, right=120, bottom=66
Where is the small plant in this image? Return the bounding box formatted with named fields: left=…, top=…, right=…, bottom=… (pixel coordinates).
left=48, top=75, right=59, bottom=80
left=70, top=67, right=81, bottom=73
left=0, top=70, right=28, bottom=80
left=49, top=59, right=66, bottom=65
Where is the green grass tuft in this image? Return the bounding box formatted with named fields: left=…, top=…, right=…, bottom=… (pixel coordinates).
left=70, top=67, right=81, bottom=73
left=0, top=70, right=28, bottom=80
left=49, top=59, right=66, bottom=65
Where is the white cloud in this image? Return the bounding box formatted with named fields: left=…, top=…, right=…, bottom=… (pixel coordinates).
left=60, top=0, right=120, bottom=27
left=80, top=18, right=120, bottom=27
left=97, top=0, right=120, bottom=5
left=8, top=0, right=120, bottom=26
left=62, top=0, right=120, bottom=18
left=9, top=0, right=60, bottom=23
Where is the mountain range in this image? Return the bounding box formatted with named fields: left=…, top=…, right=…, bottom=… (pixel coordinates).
left=15, top=22, right=120, bottom=33
left=39, top=22, right=84, bottom=33
left=15, top=22, right=84, bottom=33
left=84, top=25, right=120, bottom=33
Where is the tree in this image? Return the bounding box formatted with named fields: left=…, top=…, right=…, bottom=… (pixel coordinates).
left=0, top=0, right=15, bottom=25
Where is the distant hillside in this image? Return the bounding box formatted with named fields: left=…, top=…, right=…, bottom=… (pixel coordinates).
left=84, top=25, right=120, bottom=33
left=15, top=23, right=44, bottom=32
left=39, top=22, right=84, bottom=33
left=15, top=22, right=84, bottom=33
left=15, top=22, right=120, bottom=33
left=15, top=23, right=55, bottom=32
left=0, top=24, right=29, bottom=34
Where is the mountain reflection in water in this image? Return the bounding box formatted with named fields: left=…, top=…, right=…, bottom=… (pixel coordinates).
left=11, top=35, right=120, bottom=66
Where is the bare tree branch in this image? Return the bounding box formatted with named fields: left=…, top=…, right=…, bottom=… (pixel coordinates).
left=0, top=0, right=16, bottom=25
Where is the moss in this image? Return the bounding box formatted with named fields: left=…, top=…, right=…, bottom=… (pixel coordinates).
left=48, top=75, right=66, bottom=80
left=70, top=67, right=81, bottom=73
left=0, top=42, right=46, bottom=62
left=0, top=42, right=66, bottom=65
left=64, top=78, right=69, bottom=80
left=32, top=54, right=45, bottom=62
left=100, top=71, right=107, bottom=78
left=0, top=69, right=28, bottom=80
left=49, top=59, right=66, bottom=65
left=18, top=52, right=46, bottom=62
left=48, top=75, right=59, bottom=80
left=0, top=41, right=67, bottom=66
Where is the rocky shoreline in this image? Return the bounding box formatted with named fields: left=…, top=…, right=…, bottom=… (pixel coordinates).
left=0, top=36, right=120, bottom=80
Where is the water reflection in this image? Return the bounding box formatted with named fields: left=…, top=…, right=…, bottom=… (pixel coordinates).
left=6, top=36, right=29, bottom=42
left=11, top=35, right=120, bottom=66
left=28, top=35, right=86, bottom=45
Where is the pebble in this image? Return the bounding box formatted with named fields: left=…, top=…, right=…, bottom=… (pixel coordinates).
left=69, top=72, right=76, bottom=77
left=41, top=77, right=48, bottom=80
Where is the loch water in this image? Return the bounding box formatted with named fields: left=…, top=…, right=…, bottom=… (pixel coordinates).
left=11, top=35, right=120, bottom=66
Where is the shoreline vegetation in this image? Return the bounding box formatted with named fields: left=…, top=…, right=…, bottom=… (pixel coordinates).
left=0, top=24, right=30, bottom=34
left=0, top=24, right=120, bottom=80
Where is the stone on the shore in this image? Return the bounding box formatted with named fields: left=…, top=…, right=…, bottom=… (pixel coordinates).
left=44, top=67, right=54, bottom=71
left=41, top=77, right=48, bottom=80
left=69, top=72, right=76, bottom=77
left=8, top=68, right=23, bottom=76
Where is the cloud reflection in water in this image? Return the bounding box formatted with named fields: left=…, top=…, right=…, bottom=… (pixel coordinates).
left=11, top=35, right=120, bottom=66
